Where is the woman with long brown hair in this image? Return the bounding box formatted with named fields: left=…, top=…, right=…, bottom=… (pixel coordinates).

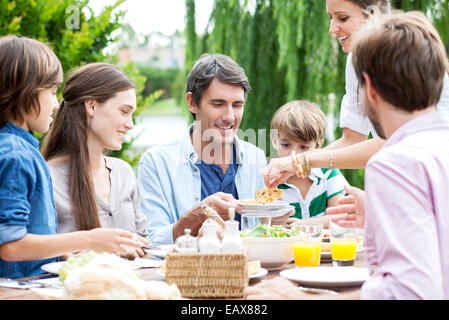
left=0, top=36, right=146, bottom=279
left=42, top=62, right=150, bottom=259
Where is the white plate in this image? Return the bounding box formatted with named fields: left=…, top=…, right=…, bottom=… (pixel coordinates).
left=240, top=205, right=295, bottom=217
left=155, top=267, right=268, bottom=279
left=41, top=257, right=161, bottom=275
left=280, top=267, right=369, bottom=288
left=41, top=262, right=66, bottom=275
left=249, top=267, right=268, bottom=279
left=238, top=200, right=289, bottom=211
left=146, top=244, right=175, bottom=259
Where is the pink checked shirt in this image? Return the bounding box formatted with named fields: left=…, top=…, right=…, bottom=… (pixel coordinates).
left=360, top=111, right=449, bottom=300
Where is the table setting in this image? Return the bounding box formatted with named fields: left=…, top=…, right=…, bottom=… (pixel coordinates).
left=0, top=227, right=367, bottom=300
left=0, top=189, right=368, bottom=300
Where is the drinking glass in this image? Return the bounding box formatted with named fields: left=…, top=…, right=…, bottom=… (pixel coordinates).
left=329, top=221, right=358, bottom=266
left=293, top=223, right=323, bottom=267
left=241, top=215, right=272, bottom=231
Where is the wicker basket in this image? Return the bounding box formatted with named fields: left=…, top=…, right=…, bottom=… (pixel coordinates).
left=164, top=251, right=248, bottom=298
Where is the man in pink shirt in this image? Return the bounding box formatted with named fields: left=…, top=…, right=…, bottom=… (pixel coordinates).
left=244, top=11, right=449, bottom=300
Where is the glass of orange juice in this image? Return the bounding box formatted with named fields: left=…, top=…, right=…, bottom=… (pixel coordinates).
left=329, top=222, right=358, bottom=266
left=293, top=223, right=323, bottom=267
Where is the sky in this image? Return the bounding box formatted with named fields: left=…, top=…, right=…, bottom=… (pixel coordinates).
left=89, top=0, right=214, bottom=36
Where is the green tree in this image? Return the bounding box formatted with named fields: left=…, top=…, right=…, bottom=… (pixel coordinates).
left=0, top=0, right=127, bottom=74
left=0, top=0, right=160, bottom=167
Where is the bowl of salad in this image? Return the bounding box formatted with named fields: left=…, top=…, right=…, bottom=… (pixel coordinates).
left=240, top=224, right=308, bottom=270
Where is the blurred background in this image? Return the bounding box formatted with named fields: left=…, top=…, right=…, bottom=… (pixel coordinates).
left=1, top=0, right=448, bottom=189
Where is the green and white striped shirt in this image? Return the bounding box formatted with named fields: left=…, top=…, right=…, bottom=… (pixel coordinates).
left=278, top=168, right=347, bottom=220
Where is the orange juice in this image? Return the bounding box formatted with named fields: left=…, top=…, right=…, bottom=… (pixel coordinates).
left=330, top=239, right=357, bottom=260
left=293, top=241, right=321, bottom=267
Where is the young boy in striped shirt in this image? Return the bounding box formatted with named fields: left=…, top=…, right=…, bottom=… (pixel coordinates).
left=270, top=100, right=348, bottom=228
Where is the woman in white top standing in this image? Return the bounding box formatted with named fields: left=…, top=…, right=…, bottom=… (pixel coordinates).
left=262, top=0, right=449, bottom=187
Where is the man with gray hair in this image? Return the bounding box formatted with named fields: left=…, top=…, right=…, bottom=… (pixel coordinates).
left=137, top=54, right=267, bottom=245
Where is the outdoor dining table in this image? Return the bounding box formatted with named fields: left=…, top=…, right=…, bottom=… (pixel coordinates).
left=0, top=250, right=366, bottom=300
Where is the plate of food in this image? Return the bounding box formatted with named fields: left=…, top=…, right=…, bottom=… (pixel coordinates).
left=35, top=254, right=183, bottom=300
left=41, top=252, right=163, bottom=276
left=280, top=267, right=369, bottom=288
left=249, top=267, right=268, bottom=279
left=240, top=205, right=295, bottom=217
left=238, top=200, right=289, bottom=211
left=238, top=188, right=287, bottom=211
left=247, top=260, right=268, bottom=279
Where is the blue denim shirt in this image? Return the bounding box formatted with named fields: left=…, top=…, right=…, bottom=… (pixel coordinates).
left=137, top=125, right=267, bottom=245
left=0, top=122, right=58, bottom=279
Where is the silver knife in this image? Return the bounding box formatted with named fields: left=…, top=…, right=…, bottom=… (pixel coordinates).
left=297, top=286, right=339, bottom=296
left=0, top=278, right=51, bottom=289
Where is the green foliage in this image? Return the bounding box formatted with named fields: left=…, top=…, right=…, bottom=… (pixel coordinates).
left=106, top=61, right=163, bottom=166
left=185, top=0, right=198, bottom=72
left=185, top=0, right=449, bottom=190
left=0, top=0, right=162, bottom=167
left=136, top=65, right=181, bottom=99
left=0, top=0, right=127, bottom=74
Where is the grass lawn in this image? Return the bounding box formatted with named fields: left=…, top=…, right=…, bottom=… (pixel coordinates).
left=139, top=98, right=185, bottom=117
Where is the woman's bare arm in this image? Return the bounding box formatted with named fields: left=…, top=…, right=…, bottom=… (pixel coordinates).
left=308, top=137, right=385, bottom=169
left=0, top=228, right=147, bottom=261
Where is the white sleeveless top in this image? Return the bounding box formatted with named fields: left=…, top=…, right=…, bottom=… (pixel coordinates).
left=339, top=52, right=449, bottom=137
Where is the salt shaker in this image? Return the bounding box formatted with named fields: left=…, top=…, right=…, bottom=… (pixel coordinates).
left=198, top=219, right=221, bottom=254
left=221, top=208, right=243, bottom=254
left=174, top=229, right=198, bottom=253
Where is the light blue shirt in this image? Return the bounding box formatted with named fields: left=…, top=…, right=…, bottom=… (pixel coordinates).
left=137, top=125, right=267, bottom=245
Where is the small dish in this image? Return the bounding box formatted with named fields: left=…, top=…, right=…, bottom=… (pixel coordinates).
left=280, top=267, right=369, bottom=288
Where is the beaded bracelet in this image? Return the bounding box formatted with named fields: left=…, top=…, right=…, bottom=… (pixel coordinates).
left=302, top=152, right=311, bottom=176
left=291, top=151, right=305, bottom=178
left=298, top=152, right=311, bottom=177
left=291, top=151, right=312, bottom=178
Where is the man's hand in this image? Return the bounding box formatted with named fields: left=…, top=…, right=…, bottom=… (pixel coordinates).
left=202, top=192, right=242, bottom=220
left=325, top=185, right=365, bottom=229
left=244, top=277, right=306, bottom=300
left=173, top=192, right=242, bottom=241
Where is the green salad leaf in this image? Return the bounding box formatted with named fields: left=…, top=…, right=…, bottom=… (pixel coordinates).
left=240, top=223, right=300, bottom=238
left=58, top=251, right=100, bottom=283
